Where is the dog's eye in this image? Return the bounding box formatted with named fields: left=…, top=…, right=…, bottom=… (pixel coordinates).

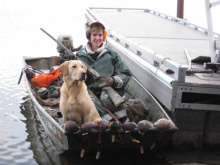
left=72, top=65, right=76, bottom=68
left=81, top=66, right=83, bottom=68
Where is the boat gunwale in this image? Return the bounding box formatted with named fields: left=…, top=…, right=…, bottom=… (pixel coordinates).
left=22, top=56, right=65, bottom=134
left=129, top=76, right=177, bottom=127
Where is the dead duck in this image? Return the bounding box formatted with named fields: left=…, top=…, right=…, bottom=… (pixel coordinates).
left=36, top=87, right=49, bottom=99
left=80, top=122, right=96, bottom=158
left=48, top=85, right=60, bottom=98
left=122, top=122, right=137, bottom=132
left=63, top=121, right=80, bottom=134
left=110, top=121, right=120, bottom=143
left=154, top=118, right=173, bottom=132
left=97, top=119, right=111, bottom=131
left=137, top=120, right=153, bottom=133
left=122, top=122, right=138, bottom=144
left=137, top=120, right=153, bottom=154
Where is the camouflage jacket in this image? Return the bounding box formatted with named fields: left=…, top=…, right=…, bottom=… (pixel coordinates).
left=77, top=45, right=131, bottom=96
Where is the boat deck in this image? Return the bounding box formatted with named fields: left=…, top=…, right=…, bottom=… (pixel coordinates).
left=86, top=8, right=220, bottom=112
left=95, top=9, right=209, bottom=65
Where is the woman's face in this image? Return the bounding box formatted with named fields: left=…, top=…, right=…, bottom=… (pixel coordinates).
left=90, top=29, right=104, bottom=51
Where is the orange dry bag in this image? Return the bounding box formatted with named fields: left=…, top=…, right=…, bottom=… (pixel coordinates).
left=30, top=69, right=62, bottom=88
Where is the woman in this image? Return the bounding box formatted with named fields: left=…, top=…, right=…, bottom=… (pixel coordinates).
left=77, top=22, right=131, bottom=122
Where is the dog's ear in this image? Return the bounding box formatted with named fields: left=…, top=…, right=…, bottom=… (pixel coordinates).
left=58, top=61, right=70, bottom=76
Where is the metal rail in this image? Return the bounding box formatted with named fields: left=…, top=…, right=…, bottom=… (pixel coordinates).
left=205, top=0, right=220, bottom=63
left=89, top=7, right=220, bottom=39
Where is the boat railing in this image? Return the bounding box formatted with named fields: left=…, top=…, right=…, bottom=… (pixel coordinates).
left=107, top=36, right=175, bottom=87
left=108, top=30, right=187, bottom=83
left=88, top=7, right=220, bottom=39
left=205, top=0, right=220, bottom=63
left=86, top=7, right=187, bottom=83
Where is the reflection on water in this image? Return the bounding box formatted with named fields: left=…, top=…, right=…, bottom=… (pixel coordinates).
left=20, top=98, right=61, bottom=165
left=0, top=45, right=37, bottom=164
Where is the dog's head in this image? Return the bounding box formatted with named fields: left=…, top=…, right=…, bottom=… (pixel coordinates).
left=58, top=60, right=87, bottom=82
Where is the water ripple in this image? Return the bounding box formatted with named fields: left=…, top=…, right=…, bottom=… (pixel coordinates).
left=1, top=0, right=220, bottom=164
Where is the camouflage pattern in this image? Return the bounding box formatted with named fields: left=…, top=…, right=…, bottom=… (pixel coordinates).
left=77, top=45, right=131, bottom=118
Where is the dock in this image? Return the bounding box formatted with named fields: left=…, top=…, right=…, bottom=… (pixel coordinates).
left=85, top=7, right=220, bottom=150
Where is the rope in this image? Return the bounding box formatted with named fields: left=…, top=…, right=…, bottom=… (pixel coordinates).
left=96, top=124, right=102, bottom=144
left=155, top=57, right=171, bottom=74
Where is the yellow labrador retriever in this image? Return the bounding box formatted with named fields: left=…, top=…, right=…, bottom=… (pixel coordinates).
left=58, top=60, right=102, bottom=125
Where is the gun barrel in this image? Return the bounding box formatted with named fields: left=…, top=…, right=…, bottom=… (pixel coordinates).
left=82, top=62, right=100, bottom=79
left=40, top=28, right=70, bottom=52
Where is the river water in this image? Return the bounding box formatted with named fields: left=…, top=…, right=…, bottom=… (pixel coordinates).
left=1, top=0, right=220, bottom=164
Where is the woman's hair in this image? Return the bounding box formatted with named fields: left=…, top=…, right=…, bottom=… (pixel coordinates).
left=86, top=23, right=105, bottom=40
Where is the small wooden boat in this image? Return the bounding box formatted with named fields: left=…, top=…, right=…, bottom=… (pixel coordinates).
left=22, top=56, right=178, bottom=157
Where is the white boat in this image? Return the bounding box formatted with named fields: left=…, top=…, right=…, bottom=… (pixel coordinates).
left=85, top=1, right=220, bottom=150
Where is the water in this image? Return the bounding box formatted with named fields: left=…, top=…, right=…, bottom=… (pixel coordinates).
left=0, top=0, right=220, bottom=164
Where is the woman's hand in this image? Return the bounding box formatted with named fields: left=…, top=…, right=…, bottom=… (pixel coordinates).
left=97, top=76, right=114, bottom=88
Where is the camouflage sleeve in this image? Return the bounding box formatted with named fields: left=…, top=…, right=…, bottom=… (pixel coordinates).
left=111, top=50, right=131, bottom=89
